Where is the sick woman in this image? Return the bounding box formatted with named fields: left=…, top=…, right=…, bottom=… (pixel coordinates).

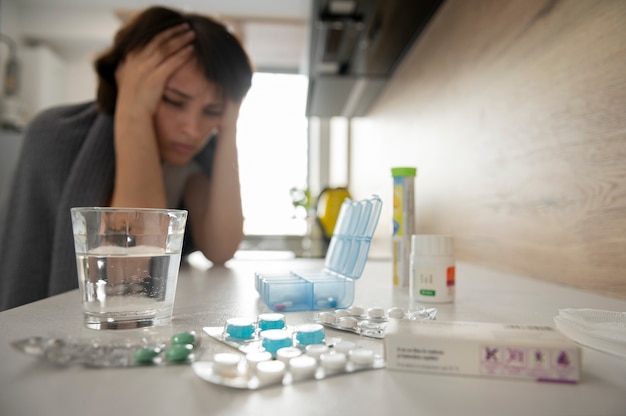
left=0, top=6, right=253, bottom=310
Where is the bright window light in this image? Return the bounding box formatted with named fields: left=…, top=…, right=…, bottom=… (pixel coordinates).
left=237, top=72, right=309, bottom=235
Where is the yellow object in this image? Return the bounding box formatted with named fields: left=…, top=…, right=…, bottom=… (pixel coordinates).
left=316, top=187, right=351, bottom=239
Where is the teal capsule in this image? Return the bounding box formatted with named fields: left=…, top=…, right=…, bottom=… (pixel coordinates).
left=258, top=313, right=286, bottom=331
left=295, top=323, right=325, bottom=345
left=165, top=344, right=193, bottom=363
left=133, top=347, right=161, bottom=364
left=171, top=331, right=197, bottom=346
left=225, top=318, right=256, bottom=339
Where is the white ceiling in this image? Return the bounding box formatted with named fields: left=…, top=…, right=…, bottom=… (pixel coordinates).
left=10, top=0, right=312, bottom=17
left=3, top=0, right=313, bottom=72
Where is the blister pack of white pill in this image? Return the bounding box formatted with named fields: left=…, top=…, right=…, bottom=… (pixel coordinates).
left=197, top=313, right=384, bottom=389
left=315, top=305, right=438, bottom=338
left=193, top=340, right=384, bottom=389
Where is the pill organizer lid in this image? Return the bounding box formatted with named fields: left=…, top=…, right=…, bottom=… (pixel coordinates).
left=322, top=195, right=382, bottom=280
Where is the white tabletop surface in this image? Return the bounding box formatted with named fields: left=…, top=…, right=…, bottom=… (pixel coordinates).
left=1, top=256, right=625, bottom=416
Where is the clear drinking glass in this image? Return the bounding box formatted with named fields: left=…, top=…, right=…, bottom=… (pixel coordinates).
left=71, top=207, right=188, bottom=330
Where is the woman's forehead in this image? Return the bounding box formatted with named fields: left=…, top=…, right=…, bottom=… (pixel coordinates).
left=166, top=60, right=223, bottom=102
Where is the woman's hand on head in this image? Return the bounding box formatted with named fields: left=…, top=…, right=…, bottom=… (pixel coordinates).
left=218, top=98, right=244, bottom=139
left=115, top=23, right=196, bottom=116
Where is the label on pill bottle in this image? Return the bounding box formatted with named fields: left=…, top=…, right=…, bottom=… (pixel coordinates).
left=414, top=266, right=455, bottom=302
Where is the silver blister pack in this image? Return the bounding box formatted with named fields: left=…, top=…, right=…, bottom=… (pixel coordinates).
left=315, top=305, right=437, bottom=338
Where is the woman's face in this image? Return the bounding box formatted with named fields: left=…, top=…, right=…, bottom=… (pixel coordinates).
left=154, top=58, right=224, bottom=165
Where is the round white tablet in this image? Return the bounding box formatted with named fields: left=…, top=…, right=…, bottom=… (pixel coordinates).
left=387, top=306, right=406, bottom=319
left=338, top=316, right=359, bottom=330
left=349, top=348, right=375, bottom=366
left=320, top=352, right=347, bottom=374
left=289, top=355, right=318, bottom=380
left=245, top=351, right=272, bottom=371
left=367, top=306, right=385, bottom=319
left=347, top=305, right=365, bottom=316
left=305, top=343, right=329, bottom=360
left=318, top=311, right=336, bottom=324
left=334, top=309, right=351, bottom=318
left=334, top=340, right=356, bottom=355
left=276, top=346, right=302, bottom=363
left=256, top=359, right=286, bottom=384
left=213, top=352, right=241, bottom=376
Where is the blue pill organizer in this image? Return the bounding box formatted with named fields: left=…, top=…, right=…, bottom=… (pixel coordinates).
left=255, top=195, right=382, bottom=312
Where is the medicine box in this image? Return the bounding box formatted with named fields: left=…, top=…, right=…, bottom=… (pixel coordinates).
left=385, top=319, right=581, bottom=383
left=255, top=196, right=382, bottom=312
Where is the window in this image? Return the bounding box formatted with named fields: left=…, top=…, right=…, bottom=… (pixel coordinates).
left=237, top=72, right=309, bottom=236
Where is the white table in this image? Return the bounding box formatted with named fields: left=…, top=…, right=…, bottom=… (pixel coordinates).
left=1, top=257, right=625, bottom=416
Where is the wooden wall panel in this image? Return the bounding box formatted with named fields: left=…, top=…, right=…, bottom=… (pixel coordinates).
left=350, top=0, right=626, bottom=298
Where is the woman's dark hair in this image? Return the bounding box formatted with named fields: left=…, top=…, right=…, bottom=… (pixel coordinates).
left=94, top=6, right=253, bottom=115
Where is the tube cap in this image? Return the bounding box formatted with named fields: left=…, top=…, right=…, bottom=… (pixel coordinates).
left=391, top=167, right=417, bottom=177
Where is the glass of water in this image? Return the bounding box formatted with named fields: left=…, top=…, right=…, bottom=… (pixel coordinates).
left=71, top=207, right=188, bottom=330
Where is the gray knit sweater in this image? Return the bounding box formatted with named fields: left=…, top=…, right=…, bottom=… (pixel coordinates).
left=0, top=102, right=215, bottom=311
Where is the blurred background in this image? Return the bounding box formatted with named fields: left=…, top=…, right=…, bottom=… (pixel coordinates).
left=4, top=1, right=622, bottom=300
left=1, top=0, right=438, bottom=259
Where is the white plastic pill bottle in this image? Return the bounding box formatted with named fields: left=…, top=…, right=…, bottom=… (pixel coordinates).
left=409, top=234, right=455, bottom=303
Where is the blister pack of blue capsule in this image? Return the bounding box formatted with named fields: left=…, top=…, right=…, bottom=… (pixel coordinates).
left=197, top=313, right=385, bottom=389
left=255, top=195, right=382, bottom=312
